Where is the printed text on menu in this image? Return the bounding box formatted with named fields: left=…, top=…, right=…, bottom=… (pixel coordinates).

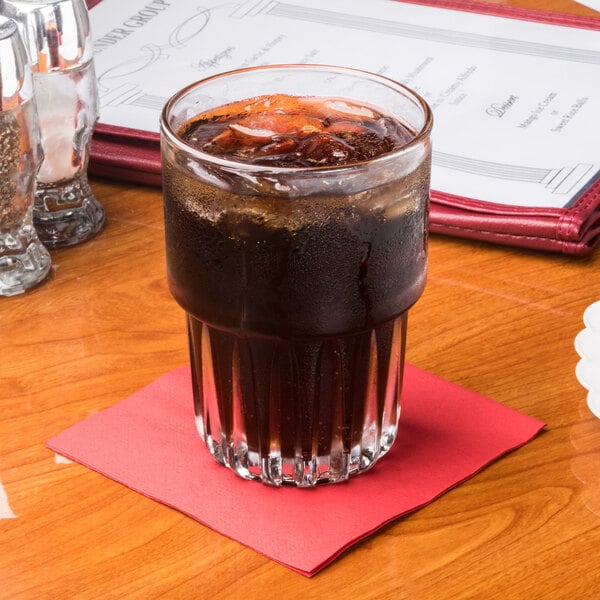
left=90, top=0, right=600, bottom=208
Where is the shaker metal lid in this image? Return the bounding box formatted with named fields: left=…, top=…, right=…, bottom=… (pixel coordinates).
left=0, top=0, right=93, bottom=72
left=0, top=14, right=34, bottom=110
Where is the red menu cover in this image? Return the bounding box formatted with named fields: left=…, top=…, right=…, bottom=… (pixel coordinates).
left=86, top=0, right=600, bottom=255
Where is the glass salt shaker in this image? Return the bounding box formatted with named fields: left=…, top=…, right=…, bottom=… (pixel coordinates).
left=0, top=16, right=51, bottom=296
left=0, top=0, right=104, bottom=248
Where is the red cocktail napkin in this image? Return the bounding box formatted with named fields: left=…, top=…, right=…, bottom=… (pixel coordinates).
left=46, top=365, right=544, bottom=576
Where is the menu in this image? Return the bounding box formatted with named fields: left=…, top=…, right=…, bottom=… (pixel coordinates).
left=575, top=0, right=600, bottom=12
left=87, top=0, right=600, bottom=253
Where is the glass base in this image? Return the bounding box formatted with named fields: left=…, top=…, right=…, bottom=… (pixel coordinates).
left=33, top=175, right=105, bottom=249
left=0, top=224, right=52, bottom=297
left=204, top=431, right=398, bottom=488
left=188, top=313, right=407, bottom=487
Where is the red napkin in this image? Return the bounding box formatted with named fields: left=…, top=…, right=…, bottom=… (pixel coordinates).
left=46, top=365, right=544, bottom=576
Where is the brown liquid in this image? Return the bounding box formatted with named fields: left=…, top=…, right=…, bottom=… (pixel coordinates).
left=163, top=94, right=429, bottom=485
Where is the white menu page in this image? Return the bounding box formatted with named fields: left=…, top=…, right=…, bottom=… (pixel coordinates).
left=574, top=1, right=600, bottom=12
left=90, top=0, right=600, bottom=209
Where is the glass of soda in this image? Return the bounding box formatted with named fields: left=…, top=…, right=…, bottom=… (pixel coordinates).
left=160, top=65, right=433, bottom=487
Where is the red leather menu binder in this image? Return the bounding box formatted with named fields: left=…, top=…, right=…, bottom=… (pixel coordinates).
left=86, top=0, right=600, bottom=255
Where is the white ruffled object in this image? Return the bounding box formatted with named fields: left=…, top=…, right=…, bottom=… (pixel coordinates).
left=575, top=301, right=600, bottom=418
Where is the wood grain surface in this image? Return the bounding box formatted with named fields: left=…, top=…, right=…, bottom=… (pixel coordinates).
left=2, top=2, right=600, bottom=597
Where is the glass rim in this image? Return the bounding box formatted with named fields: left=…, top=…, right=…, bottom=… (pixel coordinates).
left=160, top=63, right=433, bottom=175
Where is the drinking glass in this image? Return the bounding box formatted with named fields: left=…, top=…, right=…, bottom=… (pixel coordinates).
left=0, top=0, right=104, bottom=248
left=160, top=65, right=433, bottom=486
left=0, top=16, right=51, bottom=296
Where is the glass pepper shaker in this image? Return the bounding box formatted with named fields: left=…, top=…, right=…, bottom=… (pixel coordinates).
left=0, top=0, right=104, bottom=248
left=0, top=16, right=51, bottom=296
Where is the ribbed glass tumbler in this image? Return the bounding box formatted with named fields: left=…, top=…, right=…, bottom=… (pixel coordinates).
left=160, top=65, right=433, bottom=486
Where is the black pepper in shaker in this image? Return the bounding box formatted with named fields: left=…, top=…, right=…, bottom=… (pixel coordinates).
left=0, top=16, right=51, bottom=296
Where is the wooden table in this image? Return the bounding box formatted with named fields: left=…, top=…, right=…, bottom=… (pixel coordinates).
left=2, top=2, right=599, bottom=597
